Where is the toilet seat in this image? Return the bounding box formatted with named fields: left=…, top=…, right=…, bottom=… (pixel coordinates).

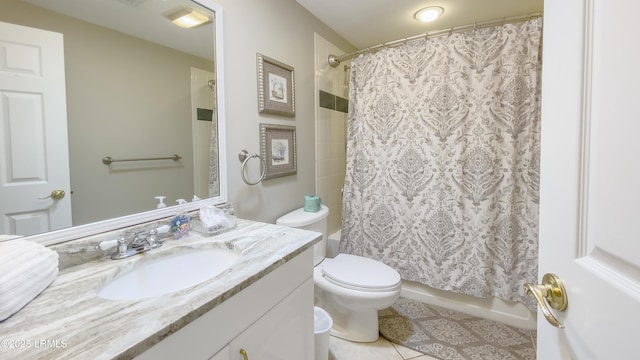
left=321, top=254, right=401, bottom=292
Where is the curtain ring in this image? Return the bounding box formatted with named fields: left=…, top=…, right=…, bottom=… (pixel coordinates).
left=449, top=27, right=453, bottom=36
left=238, top=150, right=265, bottom=185
left=474, top=21, right=478, bottom=30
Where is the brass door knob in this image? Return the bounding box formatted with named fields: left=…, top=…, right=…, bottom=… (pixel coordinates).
left=39, top=189, right=66, bottom=200
left=239, top=348, right=248, bottom=360
left=524, top=273, right=568, bottom=328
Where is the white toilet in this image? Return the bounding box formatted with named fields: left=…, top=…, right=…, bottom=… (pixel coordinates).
left=276, top=205, right=401, bottom=342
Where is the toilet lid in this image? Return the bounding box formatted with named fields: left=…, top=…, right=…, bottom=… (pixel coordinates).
left=321, top=254, right=401, bottom=292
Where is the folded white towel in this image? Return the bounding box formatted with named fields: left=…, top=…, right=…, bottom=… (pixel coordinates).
left=0, top=234, right=22, bottom=242
left=0, top=240, right=59, bottom=321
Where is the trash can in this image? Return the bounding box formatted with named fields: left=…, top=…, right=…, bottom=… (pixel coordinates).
left=314, top=306, right=333, bottom=360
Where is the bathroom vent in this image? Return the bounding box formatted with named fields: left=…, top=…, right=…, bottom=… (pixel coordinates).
left=116, top=0, right=147, bottom=7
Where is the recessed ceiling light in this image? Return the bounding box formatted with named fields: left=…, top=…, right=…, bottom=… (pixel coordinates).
left=414, top=6, right=444, bottom=23
left=164, top=7, right=210, bottom=29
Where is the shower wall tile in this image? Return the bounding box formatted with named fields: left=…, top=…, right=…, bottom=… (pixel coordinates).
left=318, top=90, right=349, bottom=114
left=315, top=33, right=348, bottom=235
left=317, top=160, right=329, bottom=191
left=315, top=35, right=338, bottom=95
left=335, top=96, right=349, bottom=113
left=196, top=107, right=213, bottom=121
left=317, top=108, right=331, bottom=162
left=319, top=90, right=336, bottom=110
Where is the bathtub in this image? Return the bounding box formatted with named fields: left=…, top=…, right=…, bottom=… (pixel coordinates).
left=328, top=230, right=537, bottom=330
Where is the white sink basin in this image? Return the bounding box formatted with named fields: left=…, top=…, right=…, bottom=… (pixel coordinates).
left=97, top=248, right=239, bottom=300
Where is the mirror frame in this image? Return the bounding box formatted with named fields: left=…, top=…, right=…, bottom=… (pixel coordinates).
left=24, top=0, right=227, bottom=246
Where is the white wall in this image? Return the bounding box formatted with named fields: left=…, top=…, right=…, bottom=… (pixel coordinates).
left=217, top=0, right=354, bottom=222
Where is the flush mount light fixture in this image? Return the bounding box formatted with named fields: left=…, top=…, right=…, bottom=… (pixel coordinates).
left=164, top=7, right=210, bottom=28
left=414, top=6, right=444, bottom=23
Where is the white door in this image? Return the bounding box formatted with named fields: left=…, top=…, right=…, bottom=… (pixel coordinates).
left=537, top=0, right=640, bottom=358
left=0, top=22, right=71, bottom=236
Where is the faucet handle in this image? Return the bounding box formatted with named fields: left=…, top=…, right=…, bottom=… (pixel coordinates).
left=117, top=236, right=128, bottom=254
left=146, top=229, right=161, bottom=248
left=97, top=239, right=118, bottom=251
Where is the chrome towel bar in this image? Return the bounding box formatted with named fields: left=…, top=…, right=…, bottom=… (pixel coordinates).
left=102, top=154, right=182, bottom=165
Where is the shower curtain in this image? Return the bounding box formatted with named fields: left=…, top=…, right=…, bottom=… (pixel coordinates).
left=208, top=117, right=220, bottom=198
left=208, top=91, right=220, bottom=198
left=340, top=18, right=542, bottom=310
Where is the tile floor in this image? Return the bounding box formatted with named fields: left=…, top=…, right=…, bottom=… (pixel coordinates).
left=328, top=334, right=439, bottom=360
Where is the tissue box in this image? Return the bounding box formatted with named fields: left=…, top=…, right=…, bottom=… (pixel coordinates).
left=193, top=215, right=237, bottom=237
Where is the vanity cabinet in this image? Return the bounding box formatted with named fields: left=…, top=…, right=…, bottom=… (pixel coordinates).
left=209, top=346, right=229, bottom=360
left=228, top=279, right=313, bottom=359
left=137, top=247, right=315, bottom=360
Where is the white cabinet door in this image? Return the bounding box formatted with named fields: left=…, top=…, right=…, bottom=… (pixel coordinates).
left=209, top=346, right=229, bottom=360
left=229, top=280, right=314, bottom=360
left=538, top=0, right=640, bottom=358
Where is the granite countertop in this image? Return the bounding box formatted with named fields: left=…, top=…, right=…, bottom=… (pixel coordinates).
left=0, top=219, right=320, bottom=360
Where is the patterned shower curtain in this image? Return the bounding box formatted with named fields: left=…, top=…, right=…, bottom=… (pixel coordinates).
left=208, top=118, right=220, bottom=198
left=340, top=18, right=542, bottom=310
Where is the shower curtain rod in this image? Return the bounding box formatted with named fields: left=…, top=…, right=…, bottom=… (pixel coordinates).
left=328, top=12, right=542, bottom=67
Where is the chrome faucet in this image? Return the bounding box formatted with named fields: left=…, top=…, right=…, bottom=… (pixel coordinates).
left=130, top=232, right=147, bottom=250
left=111, top=230, right=162, bottom=260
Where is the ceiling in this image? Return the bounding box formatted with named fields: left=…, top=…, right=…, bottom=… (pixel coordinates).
left=22, top=0, right=215, bottom=59
left=21, top=0, right=543, bottom=60
left=296, top=0, right=543, bottom=49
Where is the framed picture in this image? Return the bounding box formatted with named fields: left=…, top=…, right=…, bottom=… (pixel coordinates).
left=260, top=123, right=297, bottom=179
left=257, top=53, right=295, bottom=117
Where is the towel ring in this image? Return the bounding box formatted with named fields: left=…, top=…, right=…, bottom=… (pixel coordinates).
left=238, top=150, right=265, bottom=185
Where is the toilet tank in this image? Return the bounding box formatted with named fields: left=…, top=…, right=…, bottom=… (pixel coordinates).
left=276, top=205, right=329, bottom=266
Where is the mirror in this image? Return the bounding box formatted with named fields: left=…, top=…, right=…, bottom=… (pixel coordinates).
left=0, top=0, right=227, bottom=243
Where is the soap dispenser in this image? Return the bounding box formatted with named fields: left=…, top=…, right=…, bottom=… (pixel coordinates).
left=171, top=199, right=190, bottom=240
left=154, top=196, right=167, bottom=209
